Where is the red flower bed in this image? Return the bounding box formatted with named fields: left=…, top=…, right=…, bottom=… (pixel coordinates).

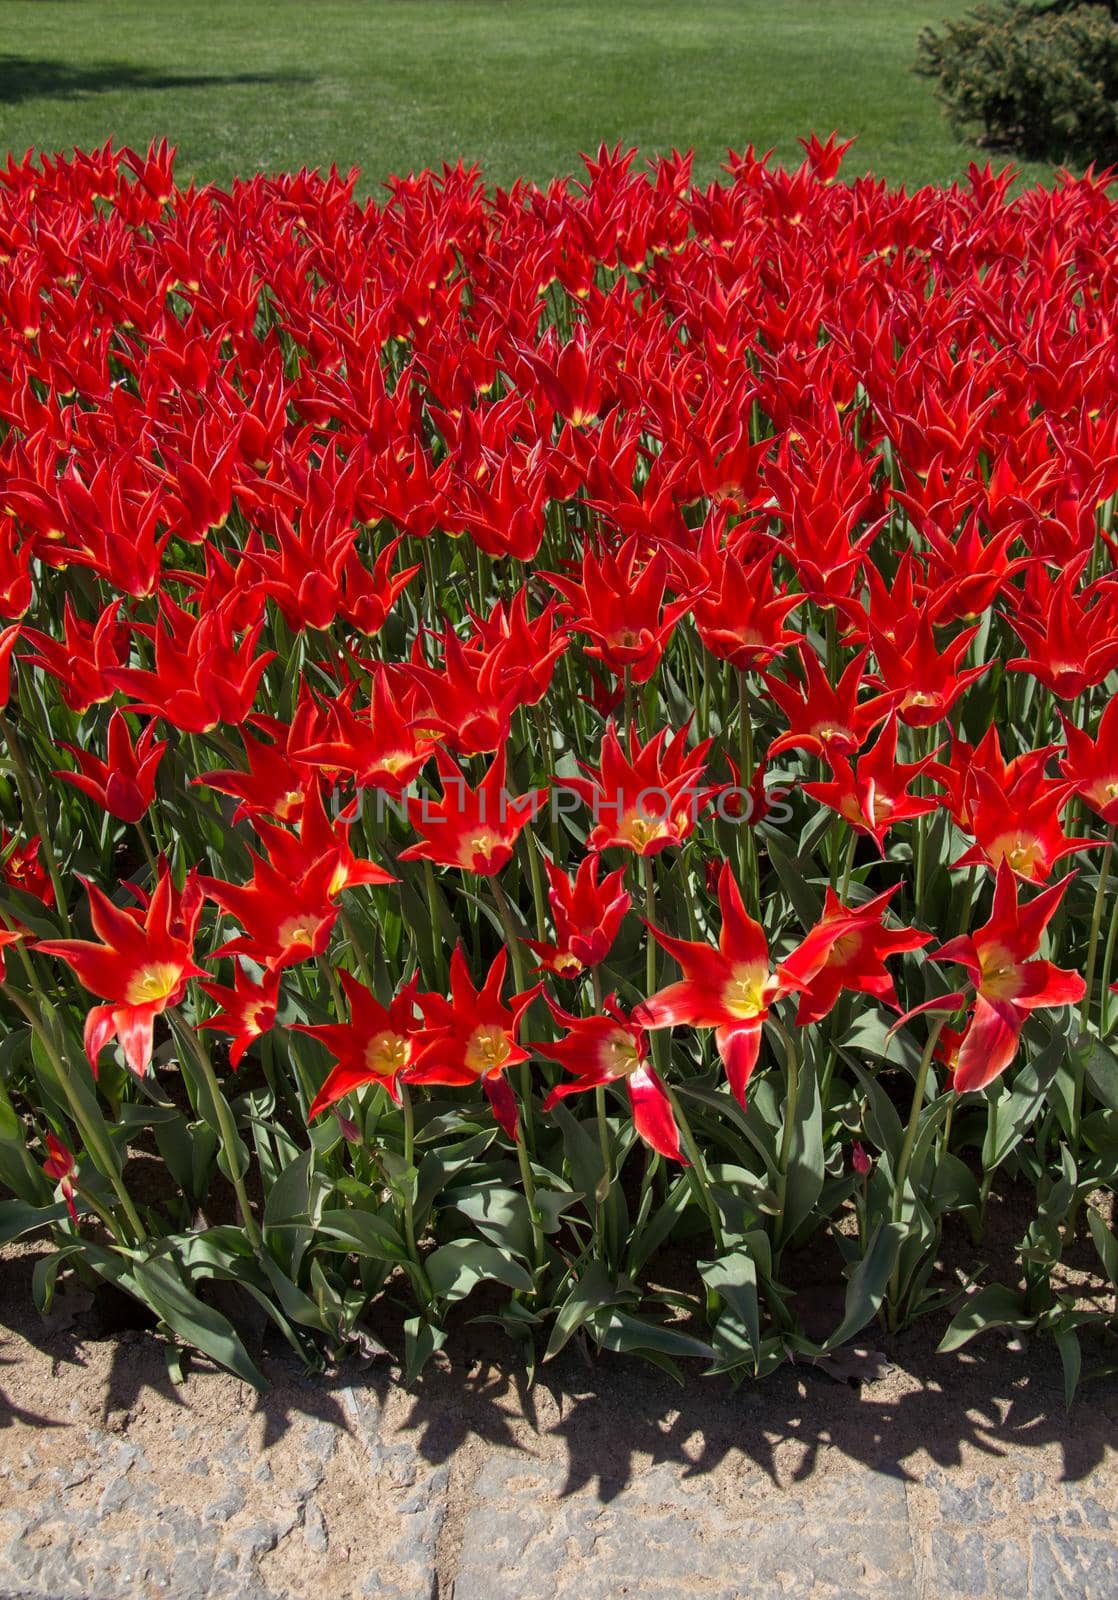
left=0, top=135, right=1115, bottom=1387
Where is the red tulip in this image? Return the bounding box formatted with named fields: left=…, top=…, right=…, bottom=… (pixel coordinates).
left=37, top=864, right=206, bottom=1077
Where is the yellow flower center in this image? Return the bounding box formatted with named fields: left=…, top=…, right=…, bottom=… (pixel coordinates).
left=601, top=1028, right=640, bottom=1077
left=458, top=830, right=503, bottom=868
left=366, top=1030, right=409, bottom=1075
left=989, top=834, right=1042, bottom=876
left=125, top=962, right=182, bottom=1005
left=722, top=965, right=767, bottom=1020
left=464, top=1024, right=511, bottom=1075
left=617, top=811, right=667, bottom=851
left=280, top=918, right=315, bottom=950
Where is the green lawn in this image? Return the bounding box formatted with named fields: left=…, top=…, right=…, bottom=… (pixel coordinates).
left=0, top=0, right=1051, bottom=192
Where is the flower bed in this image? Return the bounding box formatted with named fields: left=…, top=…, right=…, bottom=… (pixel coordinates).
left=0, top=135, right=1116, bottom=1390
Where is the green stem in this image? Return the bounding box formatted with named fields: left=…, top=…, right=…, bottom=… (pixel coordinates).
left=736, top=668, right=758, bottom=902
left=490, top=876, right=537, bottom=1154
left=3, top=984, right=144, bottom=1242
left=839, top=828, right=857, bottom=902
left=773, top=1017, right=800, bottom=1245
left=516, top=1134, right=547, bottom=1286
left=887, top=1017, right=945, bottom=1329
left=172, top=1010, right=262, bottom=1249
left=1080, top=827, right=1114, bottom=1031
left=0, top=710, right=72, bottom=935
left=664, top=1085, right=724, bottom=1251
left=1102, top=868, right=1118, bottom=1034
left=339, top=904, right=375, bottom=990
left=397, top=1081, right=434, bottom=1305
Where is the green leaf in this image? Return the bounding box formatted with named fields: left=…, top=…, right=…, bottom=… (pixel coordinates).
left=1080, top=1038, right=1118, bottom=1114
left=414, top=1128, right=497, bottom=1226
left=1088, top=1206, right=1118, bottom=1286
left=767, top=835, right=824, bottom=928
left=781, top=1051, right=824, bottom=1239
left=0, top=1197, right=73, bottom=1245
left=700, top=1244, right=760, bottom=1363
left=425, top=1239, right=533, bottom=1304
left=985, top=1035, right=1066, bottom=1169
left=592, top=1310, right=715, bottom=1362
left=848, top=1060, right=904, bottom=1165
left=128, top=1257, right=265, bottom=1389
left=445, top=1182, right=533, bottom=1262
left=314, top=1207, right=410, bottom=1263
left=544, top=1259, right=635, bottom=1362
left=824, top=1221, right=905, bottom=1351
left=1054, top=1323, right=1082, bottom=1410
left=549, top=1099, right=605, bottom=1202
left=938, top=1284, right=1033, bottom=1353
left=404, top=1316, right=447, bottom=1386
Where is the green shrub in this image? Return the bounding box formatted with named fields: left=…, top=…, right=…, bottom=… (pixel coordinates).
left=916, top=0, right=1118, bottom=163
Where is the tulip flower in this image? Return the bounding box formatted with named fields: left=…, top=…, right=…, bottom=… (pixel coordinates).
left=199, top=964, right=280, bottom=1069
left=637, top=862, right=780, bottom=1104
left=1, top=831, right=54, bottom=908
left=19, top=599, right=128, bottom=713
left=408, top=947, right=537, bottom=1141
left=1058, top=699, right=1118, bottom=826
left=950, top=765, right=1097, bottom=883
left=766, top=645, right=896, bottom=762
left=0, top=624, right=20, bottom=709
left=400, top=747, right=547, bottom=876
left=691, top=545, right=802, bottom=672
left=929, top=861, right=1085, bottom=1091
left=37, top=865, right=206, bottom=1077
left=544, top=536, right=692, bottom=684
left=778, top=886, right=932, bottom=1025
left=0, top=927, right=24, bottom=983
left=201, top=852, right=338, bottom=972
left=536, top=995, right=685, bottom=1163
left=296, top=970, right=423, bottom=1118
left=107, top=593, right=274, bottom=733
left=1006, top=565, right=1118, bottom=700
left=522, top=854, right=631, bottom=976
left=55, top=710, right=167, bottom=823
left=564, top=720, right=715, bottom=856
left=801, top=715, right=942, bottom=850
left=42, top=1133, right=79, bottom=1225
left=194, top=719, right=315, bottom=824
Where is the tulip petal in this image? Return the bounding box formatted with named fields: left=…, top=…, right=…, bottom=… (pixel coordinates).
left=715, top=1017, right=764, bottom=1105
left=484, top=1074, right=520, bottom=1143
left=953, top=994, right=1024, bottom=1092
left=626, top=1063, right=686, bottom=1163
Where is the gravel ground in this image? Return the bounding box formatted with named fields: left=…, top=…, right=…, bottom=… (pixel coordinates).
left=0, top=1247, right=1116, bottom=1600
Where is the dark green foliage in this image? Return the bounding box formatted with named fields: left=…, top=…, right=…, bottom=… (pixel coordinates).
left=916, top=0, right=1118, bottom=162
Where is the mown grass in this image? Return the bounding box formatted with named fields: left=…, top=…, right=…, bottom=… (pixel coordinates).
left=0, top=0, right=1053, bottom=193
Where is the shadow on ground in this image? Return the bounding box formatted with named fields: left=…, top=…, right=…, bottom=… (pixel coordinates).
left=2, top=1245, right=1114, bottom=1503
left=0, top=56, right=313, bottom=104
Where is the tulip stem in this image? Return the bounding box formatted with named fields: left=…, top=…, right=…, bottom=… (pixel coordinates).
left=1101, top=871, right=1118, bottom=1034
left=490, top=876, right=537, bottom=1155
left=772, top=1017, right=800, bottom=1246
left=1080, top=826, right=1114, bottom=1031
left=339, top=904, right=376, bottom=991
left=887, top=1017, right=945, bottom=1329
left=172, top=1011, right=262, bottom=1249
left=839, top=828, right=857, bottom=903
left=0, top=710, right=72, bottom=935
left=591, top=967, right=615, bottom=1262
left=736, top=668, right=758, bottom=904
left=397, top=1081, right=435, bottom=1306
left=3, top=983, right=145, bottom=1243
left=421, top=858, right=445, bottom=986
left=516, top=1134, right=546, bottom=1285
left=664, top=1085, right=724, bottom=1252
